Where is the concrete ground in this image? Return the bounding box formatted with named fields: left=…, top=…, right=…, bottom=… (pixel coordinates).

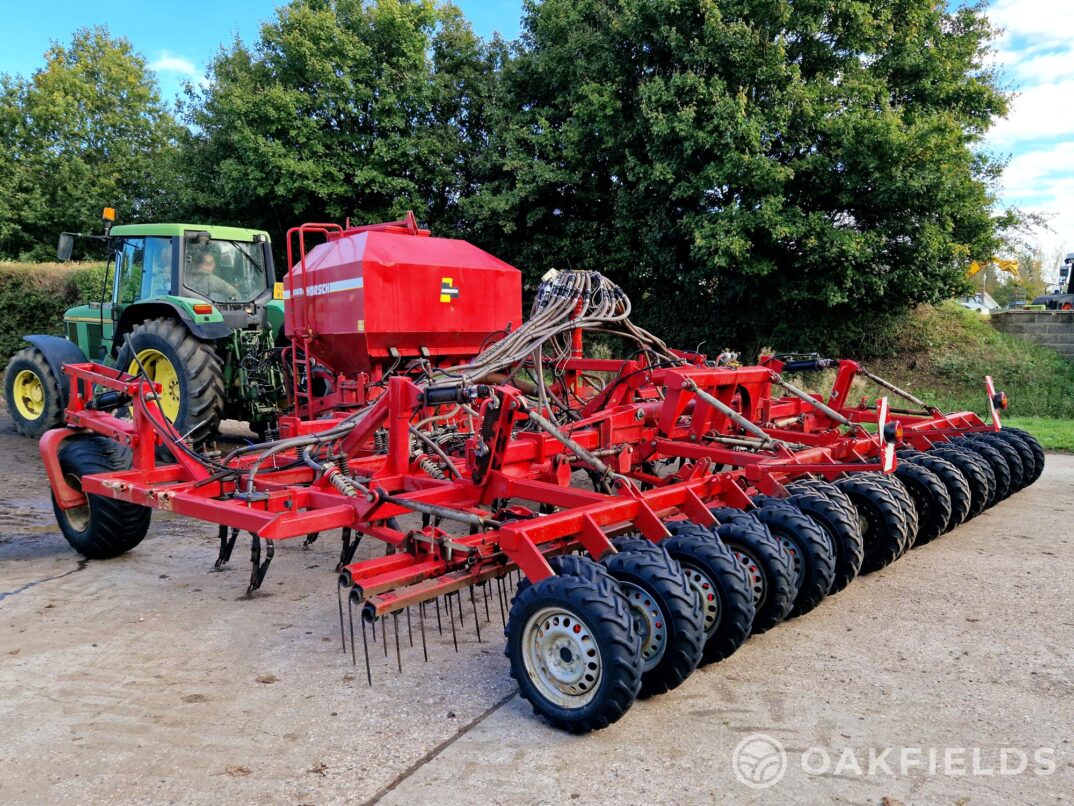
left=0, top=414, right=1071, bottom=805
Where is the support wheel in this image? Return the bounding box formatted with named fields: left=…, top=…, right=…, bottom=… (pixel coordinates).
left=715, top=518, right=796, bottom=633
left=116, top=317, right=225, bottom=446
left=834, top=476, right=908, bottom=573
left=601, top=548, right=704, bottom=697
left=893, top=462, right=952, bottom=546
left=972, top=433, right=1025, bottom=492
left=904, top=454, right=971, bottom=531
left=929, top=446, right=991, bottom=518
left=786, top=491, right=863, bottom=594
left=953, top=437, right=1011, bottom=503
left=4, top=346, right=64, bottom=437
left=1003, top=428, right=1045, bottom=486
left=865, top=474, right=918, bottom=556
left=50, top=436, right=151, bottom=559
left=752, top=504, right=835, bottom=617
left=507, top=573, right=642, bottom=733
left=663, top=524, right=755, bottom=664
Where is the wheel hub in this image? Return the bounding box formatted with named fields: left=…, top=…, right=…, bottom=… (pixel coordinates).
left=129, top=349, right=181, bottom=422
left=776, top=535, right=804, bottom=590
left=733, top=548, right=766, bottom=608
left=523, top=607, right=601, bottom=708
left=620, top=581, right=667, bottom=671
left=682, top=563, right=721, bottom=636
left=12, top=369, right=45, bottom=419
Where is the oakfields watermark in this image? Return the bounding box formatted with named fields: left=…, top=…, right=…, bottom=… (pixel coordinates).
left=732, top=734, right=1056, bottom=790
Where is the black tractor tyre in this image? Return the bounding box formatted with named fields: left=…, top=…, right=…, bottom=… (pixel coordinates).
left=714, top=519, right=796, bottom=633
left=972, top=433, right=1025, bottom=492
left=609, top=533, right=666, bottom=559
left=787, top=491, right=864, bottom=595
left=866, top=474, right=919, bottom=556
left=116, top=318, right=225, bottom=446
left=4, top=346, right=64, bottom=437
left=953, top=437, right=1011, bottom=503
left=1004, top=428, right=1045, bottom=486
left=514, top=554, right=618, bottom=601
left=905, top=454, right=972, bottom=531
left=785, top=478, right=857, bottom=523
left=51, top=436, right=151, bottom=559
left=834, top=476, right=909, bottom=573
left=601, top=549, right=704, bottom=697
left=663, top=525, right=755, bottom=664
left=992, top=430, right=1038, bottom=489
left=893, top=462, right=952, bottom=546
left=930, top=446, right=992, bottom=519
left=507, top=573, right=642, bottom=733
left=751, top=504, right=835, bottom=617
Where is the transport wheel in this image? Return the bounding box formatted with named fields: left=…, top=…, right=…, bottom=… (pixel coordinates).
left=893, top=462, right=952, bottom=546
left=663, top=524, right=755, bottom=664
left=1004, top=428, right=1045, bottom=486
left=507, top=573, right=642, bottom=733
left=601, top=548, right=704, bottom=697
left=714, top=519, right=796, bottom=634
left=905, top=454, right=972, bottom=531
left=929, top=446, right=991, bottom=518
left=834, top=476, right=908, bottom=573
left=972, top=433, right=1025, bottom=492
left=50, top=436, right=151, bottom=559
left=786, top=490, right=863, bottom=595
left=786, top=478, right=856, bottom=523
left=864, top=474, right=918, bottom=556
left=116, top=318, right=225, bottom=445
left=991, top=430, right=1037, bottom=489
left=4, top=346, right=64, bottom=437
left=751, top=504, right=834, bottom=617
left=952, top=437, right=1011, bottom=503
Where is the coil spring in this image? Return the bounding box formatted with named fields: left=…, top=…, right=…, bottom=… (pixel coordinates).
left=373, top=428, right=389, bottom=454
left=416, top=454, right=447, bottom=480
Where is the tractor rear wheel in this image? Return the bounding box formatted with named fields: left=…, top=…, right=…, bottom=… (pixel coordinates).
left=663, top=524, right=755, bottom=664
left=601, top=548, right=704, bottom=697
left=715, top=518, right=796, bottom=633
left=116, top=318, right=225, bottom=446
left=507, top=573, right=641, bottom=733
left=4, top=346, right=64, bottom=437
left=50, top=436, right=151, bottom=559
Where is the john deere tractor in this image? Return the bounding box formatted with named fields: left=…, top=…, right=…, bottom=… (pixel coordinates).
left=3, top=209, right=288, bottom=443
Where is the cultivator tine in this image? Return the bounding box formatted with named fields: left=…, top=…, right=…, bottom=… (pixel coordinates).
left=303, top=531, right=319, bottom=548
left=213, top=526, right=239, bottom=569
left=419, top=602, right=429, bottom=662
left=246, top=534, right=274, bottom=595
left=335, top=527, right=361, bottom=572
left=470, top=586, right=482, bottom=643
left=393, top=612, right=402, bottom=673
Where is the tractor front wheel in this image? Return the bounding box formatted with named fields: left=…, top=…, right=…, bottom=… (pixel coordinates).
left=116, top=318, right=225, bottom=446
left=4, top=346, right=64, bottom=436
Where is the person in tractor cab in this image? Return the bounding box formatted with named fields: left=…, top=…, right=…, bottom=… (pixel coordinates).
left=189, top=250, right=240, bottom=300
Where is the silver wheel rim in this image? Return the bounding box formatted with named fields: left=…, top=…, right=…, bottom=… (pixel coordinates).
left=61, top=472, right=90, bottom=532
left=522, top=606, right=602, bottom=709
left=776, top=535, right=804, bottom=590
left=682, top=563, right=720, bottom=637
left=733, top=549, right=766, bottom=608
left=620, top=581, right=667, bottom=672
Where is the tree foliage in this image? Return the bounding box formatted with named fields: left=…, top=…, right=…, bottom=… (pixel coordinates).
left=0, top=27, right=181, bottom=260
left=463, top=0, right=1012, bottom=355
left=178, top=0, right=503, bottom=238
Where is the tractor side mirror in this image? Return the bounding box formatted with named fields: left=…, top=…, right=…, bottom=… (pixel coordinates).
left=57, top=233, right=75, bottom=262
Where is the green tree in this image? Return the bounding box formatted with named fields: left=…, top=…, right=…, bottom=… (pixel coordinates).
left=0, top=27, right=181, bottom=259
left=465, top=0, right=1013, bottom=356
left=180, top=0, right=502, bottom=239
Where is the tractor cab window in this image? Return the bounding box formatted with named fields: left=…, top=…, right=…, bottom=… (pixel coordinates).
left=143, top=237, right=175, bottom=296
left=114, top=237, right=174, bottom=304
left=184, top=240, right=267, bottom=303
left=114, top=238, right=145, bottom=305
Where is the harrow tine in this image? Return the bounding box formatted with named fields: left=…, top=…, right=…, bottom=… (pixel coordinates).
left=435, top=597, right=443, bottom=635
left=406, top=606, right=413, bottom=648
left=393, top=612, right=402, bottom=673
left=382, top=618, right=389, bottom=658
left=371, top=616, right=377, bottom=643
left=456, top=592, right=465, bottom=628
left=419, top=602, right=429, bottom=662
left=360, top=613, right=372, bottom=686
left=470, top=586, right=482, bottom=644
left=347, top=596, right=356, bottom=666
left=482, top=581, right=491, bottom=622
left=337, top=582, right=347, bottom=652
left=496, top=576, right=507, bottom=627
left=447, top=594, right=458, bottom=652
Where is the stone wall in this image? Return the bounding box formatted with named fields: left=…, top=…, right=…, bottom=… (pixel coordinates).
left=990, top=310, right=1074, bottom=360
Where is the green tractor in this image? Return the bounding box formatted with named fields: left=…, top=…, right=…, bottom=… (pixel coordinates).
left=3, top=210, right=288, bottom=443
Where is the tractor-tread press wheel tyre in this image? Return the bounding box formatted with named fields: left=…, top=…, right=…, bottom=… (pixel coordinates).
left=663, top=524, right=755, bottom=664
left=601, top=549, right=704, bottom=698
left=514, top=554, right=617, bottom=601
left=1005, top=428, right=1045, bottom=486
left=864, top=474, right=918, bottom=556
left=116, top=318, right=225, bottom=446
left=953, top=437, right=1012, bottom=503
left=786, top=479, right=856, bottom=524
left=893, top=462, right=952, bottom=546
left=992, top=430, right=1039, bottom=487
left=752, top=504, right=835, bottom=617
left=787, top=491, right=864, bottom=595
left=507, top=573, right=641, bottom=733
left=714, top=520, right=796, bottom=634
left=834, top=476, right=908, bottom=574
left=51, top=436, right=151, bottom=559
left=930, top=446, right=991, bottom=519
left=4, top=346, right=64, bottom=437
left=906, top=454, right=972, bottom=531
left=972, top=434, right=1025, bottom=492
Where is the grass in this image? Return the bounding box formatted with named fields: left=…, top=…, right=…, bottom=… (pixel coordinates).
left=1003, top=417, right=1074, bottom=453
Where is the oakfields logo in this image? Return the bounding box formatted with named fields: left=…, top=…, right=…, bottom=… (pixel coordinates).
left=731, top=734, right=1056, bottom=790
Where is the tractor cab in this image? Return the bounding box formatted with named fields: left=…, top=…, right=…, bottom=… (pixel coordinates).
left=1032, top=253, right=1074, bottom=310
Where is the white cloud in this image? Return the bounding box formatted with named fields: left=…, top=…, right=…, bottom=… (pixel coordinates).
left=148, top=53, right=198, bottom=76
left=989, top=78, right=1074, bottom=144
left=988, top=0, right=1074, bottom=41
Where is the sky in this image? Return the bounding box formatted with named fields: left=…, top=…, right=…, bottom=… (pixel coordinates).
left=1, top=0, right=1070, bottom=274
